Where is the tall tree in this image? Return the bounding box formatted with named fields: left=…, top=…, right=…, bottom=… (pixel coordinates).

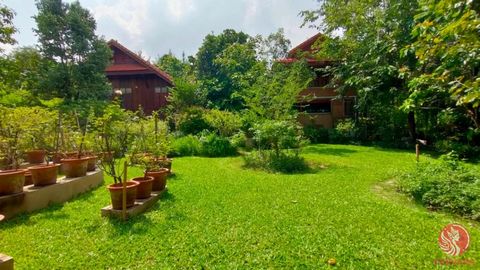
left=242, top=61, right=314, bottom=121
left=156, top=53, right=206, bottom=112
left=301, top=0, right=419, bottom=145
left=0, top=1, right=16, bottom=49
left=34, top=0, right=112, bottom=102
left=196, top=29, right=254, bottom=110
left=253, top=28, right=291, bottom=64
left=401, top=0, right=480, bottom=154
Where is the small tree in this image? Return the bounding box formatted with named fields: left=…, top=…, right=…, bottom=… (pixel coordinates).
left=94, top=102, right=134, bottom=183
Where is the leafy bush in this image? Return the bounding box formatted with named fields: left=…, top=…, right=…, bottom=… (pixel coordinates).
left=243, top=150, right=309, bottom=173
left=398, top=156, right=480, bottom=220
left=244, top=120, right=309, bottom=173
left=329, top=119, right=357, bottom=144
left=204, top=109, right=242, bottom=137
left=199, top=133, right=237, bottom=157
left=303, top=125, right=329, bottom=144
left=253, top=120, right=305, bottom=151
left=434, top=139, right=480, bottom=158
left=230, top=131, right=247, bottom=149
left=176, top=107, right=212, bottom=135
left=171, top=135, right=202, bottom=156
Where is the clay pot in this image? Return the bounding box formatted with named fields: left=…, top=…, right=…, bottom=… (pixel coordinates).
left=52, top=152, right=65, bottom=164
left=28, top=164, right=61, bottom=186
left=61, top=157, right=89, bottom=178
left=145, top=169, right=168, bottom=191
left=86, top=156, right=98, bottom=172
left=0, top=169, right=26, bottom=195
left=24, top=171, right=33, bottom=186
left=107, top=181, right=139, bottom=210
left=26, top=150, right=46, bottom=164
left=132, top=176, right=154, bottom=199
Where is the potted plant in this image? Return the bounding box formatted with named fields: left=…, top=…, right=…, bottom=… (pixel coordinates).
left=21, top=108, right=62, bottom=186
left=60, top=111, right=90, bottom=178
left=137, top=111, right=172, bottom=192
left=22, top=108, right=57, bottom=165
left=95, top=103, right=139, bottom=209
left=0, top=106, right=27, bottom=195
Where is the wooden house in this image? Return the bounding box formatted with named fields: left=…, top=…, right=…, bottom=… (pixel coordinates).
left=105, top=40, right=174, bottom=114
left=279, top=34, right=356, bottom=128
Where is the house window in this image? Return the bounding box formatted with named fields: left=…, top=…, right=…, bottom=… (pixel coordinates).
left=113, top=88, right=132, bottom=95
left=297, top=101, right=331, bottom=113
left=344, top=98, right=355, bottom=117
left=155, top=86, right=168, bottom=94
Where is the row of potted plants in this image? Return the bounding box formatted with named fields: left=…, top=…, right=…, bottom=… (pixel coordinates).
left=0, top=106, right=105, bottom=195
left=0, top=150, right=103, bottom=196
left=92, top=103, right=173, bottom=210
left=0, top=103, right=174, bottom=211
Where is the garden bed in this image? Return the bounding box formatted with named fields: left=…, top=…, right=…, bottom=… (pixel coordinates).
left=0, top=170, right=103, bottom=220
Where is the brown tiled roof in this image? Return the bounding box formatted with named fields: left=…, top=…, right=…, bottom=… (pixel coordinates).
left=107, top=40, right=174, bottom=86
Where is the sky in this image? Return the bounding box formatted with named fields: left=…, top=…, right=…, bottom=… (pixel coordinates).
left=2, top=0, right=320, bottom=60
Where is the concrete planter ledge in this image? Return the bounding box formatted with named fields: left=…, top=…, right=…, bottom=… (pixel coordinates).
left=0, top=170, right=103, bottom=221
left=101, top=188, right=167, bottom=220
left=0, top=254, right=13, bottom=270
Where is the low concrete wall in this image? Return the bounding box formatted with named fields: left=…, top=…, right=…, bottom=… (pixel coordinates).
left=0, top=170, right=103, bottom=220
left=0, top=254, right=13, bottom=270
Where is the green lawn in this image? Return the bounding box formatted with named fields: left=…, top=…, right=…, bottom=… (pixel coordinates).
left=0, top=144, right=478, bottom=269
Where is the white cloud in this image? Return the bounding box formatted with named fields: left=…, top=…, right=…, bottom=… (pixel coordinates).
left=165, top=0, right=195, bottom=22
left=244, top=0, right=259, bottom=24
left=92, top=0, right=149, bottom=42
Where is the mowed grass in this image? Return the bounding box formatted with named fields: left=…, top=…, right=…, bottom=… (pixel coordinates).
left=0, top=144, right=479, bottom=269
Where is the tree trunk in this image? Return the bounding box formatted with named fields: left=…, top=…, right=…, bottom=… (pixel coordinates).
left=407, top=111, right=417, bottom=143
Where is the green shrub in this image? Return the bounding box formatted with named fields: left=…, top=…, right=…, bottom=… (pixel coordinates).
left=252, top=120, right=305, bottom=151
left=434, top=139, right=480, bottom=158
left=200, top=133, right=237, bottom=157
left=230, top=131, right=247, bottom=149
left=204, top=109, right=242, bottom=137
left=243, top=150, right=309, bottom=173
left=303, top=125, right=329, bottom=144
left=177, top=107, right=212, bottom=135
left=329, top=119, right=357, bottom=144
left=398, top=156, right=480, bottom=220
left=172, top=135, right=202, bottom=156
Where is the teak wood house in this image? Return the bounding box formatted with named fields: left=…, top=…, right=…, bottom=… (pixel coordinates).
left=106, top=40, right=174, bottom=115
left=279, top=34, right=356, bottom=128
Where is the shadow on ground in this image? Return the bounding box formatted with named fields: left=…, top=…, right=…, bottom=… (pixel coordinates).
left=303, top=145, right=358, bottom=156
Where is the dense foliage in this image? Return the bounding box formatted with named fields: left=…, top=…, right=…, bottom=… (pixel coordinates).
left=0, top=1, right=15, bottom=48
left=301, top=0, right=480, bottom=156
left=34, top=0, right=112, bottom=102
left=398, top=156, right=480, bottom=220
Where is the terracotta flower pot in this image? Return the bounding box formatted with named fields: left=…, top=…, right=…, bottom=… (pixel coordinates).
left=0, top=169, right=26, bottom=195
left=132, top=176, right=154, bottom=199
left=26, top=150, right=46, bottom=164
left=52, top=152, right=65, bottom=164
left=28, top=164, right=61, bottom=186
left=99, top=151, right=114, bottom=162
left=24, top=171, right=33, bottom=186
left=145, top=169, right=168, bottom=191
left=86, top=156, right=98, bottom=172
left=61, top=157, right=89, bottom=178
left=107, top=181, right=139, bottom=210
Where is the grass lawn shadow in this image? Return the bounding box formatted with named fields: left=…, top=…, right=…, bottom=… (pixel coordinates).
left=0, top=187, right=99, bottom=228
left=105, top=190, right=176, bottom=235
left=303, top=145, right=358, bottom=156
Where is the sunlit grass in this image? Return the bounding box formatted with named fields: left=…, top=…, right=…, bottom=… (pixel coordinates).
left=0, top=144, right=478, bottom=269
